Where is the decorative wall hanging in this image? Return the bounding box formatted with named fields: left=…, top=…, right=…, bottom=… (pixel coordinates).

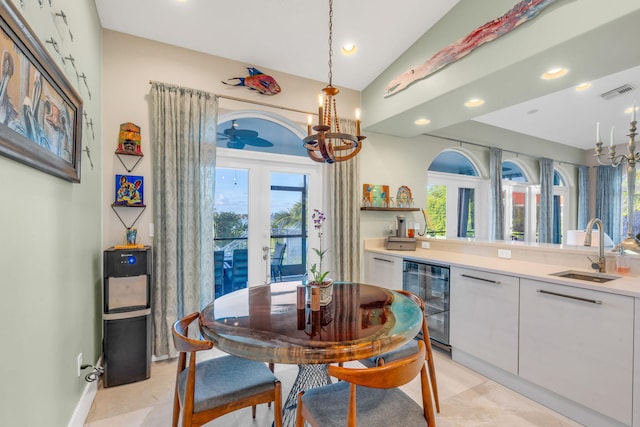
left=222, top=66, right=281, bottom=96
left=114, top=174, right=144, bottom=206
left=116, top=122, right=142, bottom=155
left=384, top=0, right=560, bottom=97
left=362, top=184, right=389, bottom=208
left=0, top=0, right=83, bottom=182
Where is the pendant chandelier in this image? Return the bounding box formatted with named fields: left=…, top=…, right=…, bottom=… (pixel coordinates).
left=303, top=0, right=365, bottom=163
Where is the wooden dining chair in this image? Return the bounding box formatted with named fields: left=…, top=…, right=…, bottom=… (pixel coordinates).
left=171, top=312, right=283, bottom=427
left=358, top=290, right=440, bottom=412
left=296, top=340, right=435, bottom=427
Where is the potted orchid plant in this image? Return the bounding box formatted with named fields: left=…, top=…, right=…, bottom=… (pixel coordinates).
left=308, top=209, right=333, bottom=304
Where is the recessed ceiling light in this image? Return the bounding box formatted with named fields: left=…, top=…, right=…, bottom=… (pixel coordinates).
left=414, top=118, right=431, bottom=125
left=540, top=67, right=569, bottom=80
left=341, top=43, right=357, bottom=55
left=464, top=98, right=485, bottom=107
left=576, top=82, right=591, bottom=91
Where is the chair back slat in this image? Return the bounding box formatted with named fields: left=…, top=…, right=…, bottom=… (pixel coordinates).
left=329, top=341, right=427, bottom=389
left=172, top=312, right=214, bottom=353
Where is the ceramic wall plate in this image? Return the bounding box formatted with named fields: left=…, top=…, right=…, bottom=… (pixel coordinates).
left=396, top=185, right=412, bottom=207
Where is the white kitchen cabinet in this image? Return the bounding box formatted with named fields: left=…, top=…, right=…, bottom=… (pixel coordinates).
left=519, top=279, right=634, bottom=425
left=449, top=267, right=519, bottom=374
left=363, top=251, right=403, bottom=290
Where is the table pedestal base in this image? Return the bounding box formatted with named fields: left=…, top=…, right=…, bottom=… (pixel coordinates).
left=281, top=364, right=332, bottom=427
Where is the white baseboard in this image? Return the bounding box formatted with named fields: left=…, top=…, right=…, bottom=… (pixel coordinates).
left=67, top=379, right=98, bottom=427
left=67, top=357, right=102, bottom=427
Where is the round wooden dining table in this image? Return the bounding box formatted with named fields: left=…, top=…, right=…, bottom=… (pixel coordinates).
left=199, top=281, right=423, bottom=426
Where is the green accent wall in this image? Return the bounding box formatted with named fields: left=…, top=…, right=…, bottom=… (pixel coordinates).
left=0, top=1, right=103, bottom=425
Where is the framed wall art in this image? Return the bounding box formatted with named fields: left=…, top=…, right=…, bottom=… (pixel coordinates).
left=0, top=1, right=83, bottom=182
left=114, top=174, right=144, bottom=206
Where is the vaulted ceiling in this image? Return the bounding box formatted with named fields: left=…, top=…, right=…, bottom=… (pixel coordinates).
left=95, top=0, right=640, bottom=151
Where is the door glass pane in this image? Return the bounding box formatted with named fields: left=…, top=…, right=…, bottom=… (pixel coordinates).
left=214, top=168, right=249, bottom=297
left=511, top=190, right=526, bottom=241
left=457, top=188, right=475, bottom=238
left=553, top=194, right=563, bottom=244
left=426, top=184, right=446, bottom=237
left=621, top=170, right=640, bottom=238
left=270, top=172, right=307, bottom=282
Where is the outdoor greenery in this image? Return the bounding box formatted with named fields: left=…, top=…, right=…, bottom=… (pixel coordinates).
left=426, top=185, right=446, bottom=237
left=213, top=211, right=247, bottom=239
left=271, top=201, right=303, bottom=233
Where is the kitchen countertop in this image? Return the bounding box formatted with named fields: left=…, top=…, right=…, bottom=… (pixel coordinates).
left=365, top=245, right=640, bottom=298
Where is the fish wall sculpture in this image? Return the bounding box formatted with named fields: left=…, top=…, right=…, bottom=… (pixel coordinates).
left=223, top=67, right=281, bottom=96
left=384, top=0, right=560, bottom=97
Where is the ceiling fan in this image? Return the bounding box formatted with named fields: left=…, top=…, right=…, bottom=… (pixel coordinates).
left=217, top=120, right=273, bottom=149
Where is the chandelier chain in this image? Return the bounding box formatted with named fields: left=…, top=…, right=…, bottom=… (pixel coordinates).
left=327, top=0, right=333, bottom=87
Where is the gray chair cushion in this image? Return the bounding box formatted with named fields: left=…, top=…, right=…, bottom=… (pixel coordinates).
left=301, top=381, right=428, bottom=427
left=360, top=339, right=420, bottom=368
left=177, top=355, right=277, bottom=413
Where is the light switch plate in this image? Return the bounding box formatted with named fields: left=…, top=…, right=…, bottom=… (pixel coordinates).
left=498, top=249, right=511, bottom=259
left=421, top=241, right=430, bottom=249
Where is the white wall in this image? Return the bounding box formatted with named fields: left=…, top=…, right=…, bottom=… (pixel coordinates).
left=102, top=30, right=360, bottom=248
left=0, top=1, right=102, bottom=425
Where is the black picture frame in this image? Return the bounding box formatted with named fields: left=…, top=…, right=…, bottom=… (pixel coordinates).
left=0, top=0, right=82, bottom=182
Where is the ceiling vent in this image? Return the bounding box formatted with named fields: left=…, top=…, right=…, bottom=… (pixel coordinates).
left=600, top=84, right=635, bottom=100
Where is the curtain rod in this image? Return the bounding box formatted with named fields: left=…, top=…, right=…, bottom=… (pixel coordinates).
left=149, top=80, right=316, bottom=117
left=424, top=133, right=586, bottom=168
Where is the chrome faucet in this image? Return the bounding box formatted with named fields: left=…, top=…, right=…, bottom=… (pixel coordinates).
left=584, top=217, right=606, bottom=273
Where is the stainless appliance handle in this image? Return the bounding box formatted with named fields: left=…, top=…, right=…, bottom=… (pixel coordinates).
left=537, top=289, right=602, bottom=305
left=460, top=273, right=501, bottom=284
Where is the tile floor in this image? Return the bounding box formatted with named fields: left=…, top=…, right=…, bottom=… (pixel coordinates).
left=85, top=348, right=583, bottom=427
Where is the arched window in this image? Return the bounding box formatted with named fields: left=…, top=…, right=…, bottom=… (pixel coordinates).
left=426, top=150, right=487, bottom=238
left=428, top=150, right=479, bottom=176
left=217, top=112, right=307, bottom=157
left=502, top=161, right=527, bottom=182
left=214, top=111, right=323, bottom=297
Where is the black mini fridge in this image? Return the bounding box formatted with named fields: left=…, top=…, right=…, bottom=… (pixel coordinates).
left=103, top=246, right=152, bottom=387
left=403, top=260, right=450, bottom=350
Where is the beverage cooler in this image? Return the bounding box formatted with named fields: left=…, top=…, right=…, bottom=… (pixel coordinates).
left=103, top=246, right=152, bottom=387
left=403, top=260, right=450, bottom=350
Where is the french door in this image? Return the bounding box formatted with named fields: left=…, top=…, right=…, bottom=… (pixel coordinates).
left=214, top=148, right=322, bottom=296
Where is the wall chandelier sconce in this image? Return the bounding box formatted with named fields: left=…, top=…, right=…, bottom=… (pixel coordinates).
left=594, top=102, right=640, bottom=252
left=303, top=0, right=365, bottom=163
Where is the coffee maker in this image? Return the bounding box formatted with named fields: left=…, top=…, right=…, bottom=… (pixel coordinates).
left=385, top=215, right=417, bottom=250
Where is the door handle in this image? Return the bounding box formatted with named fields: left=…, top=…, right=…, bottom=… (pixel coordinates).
left=460, top=273, right=501, bottom=284
left=537, top=289, right=602, bottom=305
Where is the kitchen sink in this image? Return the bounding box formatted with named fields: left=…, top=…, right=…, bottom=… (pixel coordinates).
left=550, top=270, right=620, bottom=283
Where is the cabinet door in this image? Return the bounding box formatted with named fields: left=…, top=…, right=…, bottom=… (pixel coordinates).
left=363, top=252, right=402, bottom=290
left=519, top=279, right=633, bottom=425
left=450, top=267, right=519, bottom=374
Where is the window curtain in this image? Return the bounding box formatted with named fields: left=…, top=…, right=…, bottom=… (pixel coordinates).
left=577, top=166, right=590, bottom=229
left=538, top=158, right=554, bottom=243
left=595, top=165, right=622, bottom=245
left=489, top=147, right=504, bottom=240
left=149, top=82, right=217, bottom=357
left=457, top=188, right=473, bottom=237
left=329, top=118, right=360, bottom=282
left=552, top=195, right=561, bottom=244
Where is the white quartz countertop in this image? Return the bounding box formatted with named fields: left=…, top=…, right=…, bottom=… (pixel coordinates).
left=365, top=246, right=640, bottom=298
